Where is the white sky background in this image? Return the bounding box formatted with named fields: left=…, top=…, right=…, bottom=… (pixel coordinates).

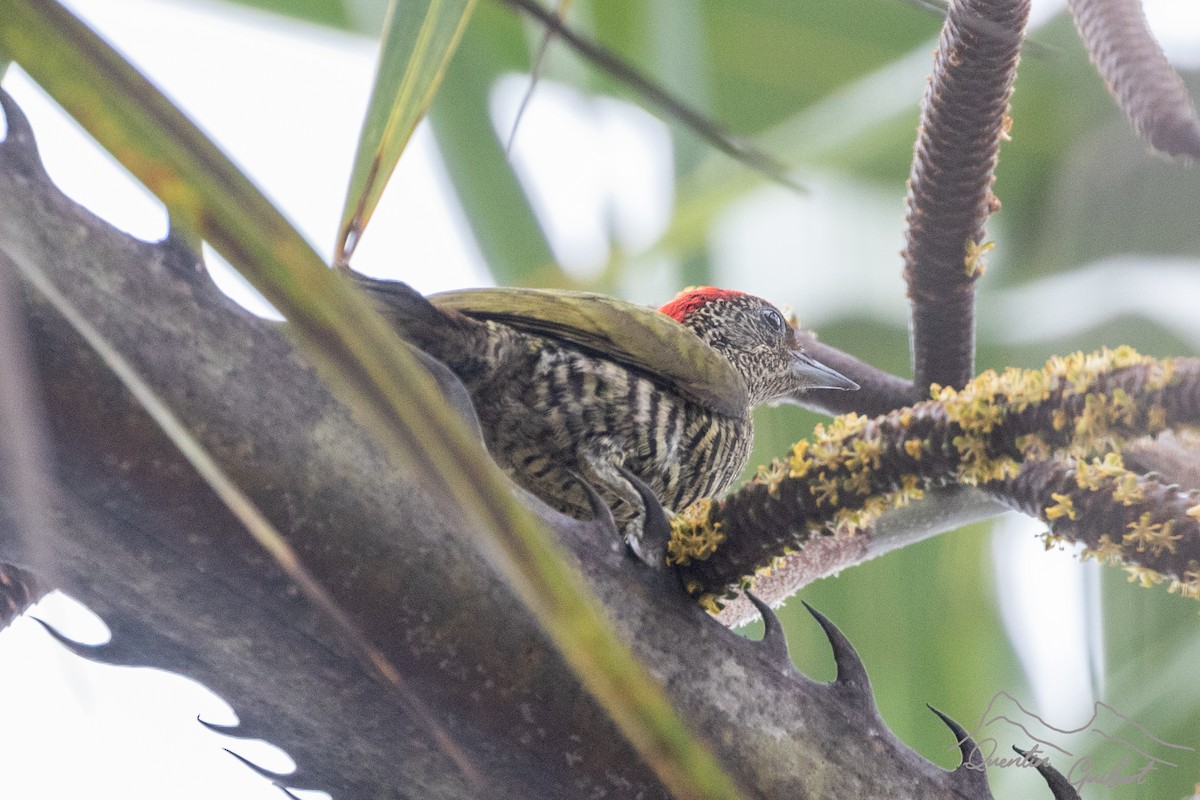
left=2, top=0, right=1200, bottom=797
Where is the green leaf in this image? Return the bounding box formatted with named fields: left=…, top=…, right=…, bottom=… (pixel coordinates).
left=335, top=0, right=478, bottom=264
left=428, top=2, right=560, bottom=286
left=174, top=0, right=387, bottom=35
left=0, top=3, right=747, bottom=797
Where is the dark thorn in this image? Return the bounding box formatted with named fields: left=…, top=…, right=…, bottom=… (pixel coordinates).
left=204, top=715, right=314, bottom=785
left=30, top=616, right=135, bottom=666
left=0, top=87, right=38, bottom=155
left=198, top=713, right=289, bottom=748
left=744, top=591, right=791, bottom=667
left=197, top=714, right=239, bottom=735
left=928, top=704, right=990, bottom=794
left=801, top=601, right=870, bottom=693
left=617, top=465, right=670, bottom=569
left=568, top=469, right=619, bottom=542
left=223, top=747, right=295, bottom=782
left=1013, top=746, right=1081, bottom=800
left=31, top=616, right=95, bottom=651
left=32, top=616, right=173, bottom=669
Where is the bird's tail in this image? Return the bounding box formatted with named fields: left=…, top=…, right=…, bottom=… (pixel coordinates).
left=350, top=274, right=481, bottom=367
left=351, top=274, right=487, bottom=434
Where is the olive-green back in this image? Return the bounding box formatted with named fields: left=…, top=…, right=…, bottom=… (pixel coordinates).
left=429, top=288, right=749, bottom=418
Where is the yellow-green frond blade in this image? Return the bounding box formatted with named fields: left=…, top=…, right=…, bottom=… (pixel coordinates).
left=335, top=0, right=477, bottom=264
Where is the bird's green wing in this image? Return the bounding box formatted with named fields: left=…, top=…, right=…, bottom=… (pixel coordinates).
left=429, top=287, right=749, bottom=417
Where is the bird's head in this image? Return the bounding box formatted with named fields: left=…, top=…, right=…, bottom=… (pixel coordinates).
left=659, top=287, right=858, bottom=405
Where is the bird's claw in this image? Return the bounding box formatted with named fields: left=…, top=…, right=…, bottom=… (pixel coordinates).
left=616, top=465, right=672, bottom=569
left=568, top=469, right=620, bottom=542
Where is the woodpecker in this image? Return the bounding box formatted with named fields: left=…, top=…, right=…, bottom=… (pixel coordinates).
left=355, top=277, right=857, bottom=540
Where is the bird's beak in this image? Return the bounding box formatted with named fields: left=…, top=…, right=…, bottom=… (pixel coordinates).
left=792, top=352, right=859, bottom=391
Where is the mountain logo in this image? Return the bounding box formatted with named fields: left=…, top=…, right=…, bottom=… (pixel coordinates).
left=952, top=691, right=1194, bottom=792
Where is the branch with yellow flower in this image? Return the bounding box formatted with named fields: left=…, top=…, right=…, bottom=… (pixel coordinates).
left=670, top=348, right=1200, bottom=617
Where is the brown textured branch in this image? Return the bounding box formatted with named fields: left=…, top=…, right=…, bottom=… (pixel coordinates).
left=904, top=0, right=1029, bottom=394
left=674, top=351, right=1200, bottom=604
left=1068, top=0, right=1200, bottom=159
left=788, top=338, right=916, bottom=418
left=713, top=487, right=1003, bottom=627
left=989, top=458, right=1199, bottom=597
left=1124, top=430, right=1200, bottom=489
left=0, top=222, right=57, bottom=634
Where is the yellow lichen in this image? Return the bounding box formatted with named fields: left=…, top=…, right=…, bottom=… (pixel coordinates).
left=904, top=438, right=927, bottom=459
left=1081, top=535, right=1125, bottom=565
left=1075, top=452, right=1126, bottom=491
left=898, top=474, right=925, bottom=503
left=811, top=471, right=840, bottom=508
left=754, top=459, right=789, bottom=496
left=1167, top=579, right=1200, bottom=600
left=667, top=499, right=724, bottom=566
left=842, top=468, right=873, bottom=497
left=846, top=437, right=883, bottom=472
left=952, top=434, right=988, bottom=465
left=1111, top=473, right=1145, bottom=505
left=1107, top=389, right=1137, bottom=427
left=964, top=239, right=995, bottom=278
left=1003, top=368, right=1050, bottom=411
left=942, top=370, right=1005, bottom=434
left=808, top=431, right=843, bottom=470
left=1167, top=562, right=1200, bottom=600
left=1070, top=393, right=1129, bottom=457
left=860, top=495, right=891, bottom=519
left=1042, top=347, right=1150, bottom=399
left=1016, top=433, right=1050, bottom=460
left=788, top=439, right=813, bottom=478
left=832, top=508, right=865, bottom=537
left=1045, top=493, right=1077, bottom=521
left=828, top=413, right=869, bottom=440
left=1124, top=565, right=1166, bottom=589
left=1145, top=358, right=1176, bottom=391
left=1123, top=514, right=1180, bottom=556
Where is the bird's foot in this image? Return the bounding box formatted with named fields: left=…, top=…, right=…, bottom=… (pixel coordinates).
left=616, top=466, right=672, bottom=569
left=568, top=470, right=619, bottom=542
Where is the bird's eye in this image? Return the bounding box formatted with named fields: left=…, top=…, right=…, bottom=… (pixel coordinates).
left=761, top=307, right=787, bottom=336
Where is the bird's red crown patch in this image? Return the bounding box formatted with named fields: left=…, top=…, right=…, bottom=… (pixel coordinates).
left=658, top=286, right=746, bottom=322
